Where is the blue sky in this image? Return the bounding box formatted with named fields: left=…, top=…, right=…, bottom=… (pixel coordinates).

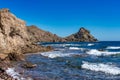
left=0, top=0, right=120, bottom=41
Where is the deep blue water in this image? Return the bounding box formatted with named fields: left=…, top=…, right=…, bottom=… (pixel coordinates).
left=24, top=41, right=120, bottom=80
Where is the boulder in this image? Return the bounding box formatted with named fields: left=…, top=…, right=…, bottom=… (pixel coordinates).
left=22, top=62, right=37, bottom=68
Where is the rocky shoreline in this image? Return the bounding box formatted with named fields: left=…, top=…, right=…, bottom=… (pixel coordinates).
left=0, top=8, right=97, bottom=80
left=0, top=8, right=52, bottom=80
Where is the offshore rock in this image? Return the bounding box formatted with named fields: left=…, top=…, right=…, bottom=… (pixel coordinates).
left=65, top=27, right=98, bottom=42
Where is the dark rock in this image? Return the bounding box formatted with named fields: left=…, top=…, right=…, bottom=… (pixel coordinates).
left=22, top=62, right=37, bottom=68
left=98, top=49, right=105, bottom=51
left=65, top=27, right=98, bottom=42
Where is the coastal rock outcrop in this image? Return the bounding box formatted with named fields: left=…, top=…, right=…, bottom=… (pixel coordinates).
left=27, top=26, right=97, bottom=42
left=0, top=8, right=52, bottom=80
left=65, top=27, right=97, bottom=42
left=27, top=25, right=64, bottom=42
left=0, top=8, right=50, bottom=56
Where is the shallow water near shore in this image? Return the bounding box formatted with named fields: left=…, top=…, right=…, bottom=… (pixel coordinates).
left=24, top=41, right=120, bottom=80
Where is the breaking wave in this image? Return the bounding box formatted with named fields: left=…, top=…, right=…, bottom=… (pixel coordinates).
left=87, top=43, right=94, bottom=46
left=106, top=46, right=120, bottom=49
left=6, top=68, right=29, bottom=80
left=82, top=61, right=120, bottom=75
left=41, top=51, right=80, bottom=58
left=86, top=49, right=120, bottom=56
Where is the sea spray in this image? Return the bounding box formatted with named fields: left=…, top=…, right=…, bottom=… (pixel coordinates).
left=82, top=61, right=120, bottom=75
left=106, top=46, right=120, bottom=49
left=41, top=51, right=81, bottom=58
left=6, top=68, right=33, bottom=80
left=86, top=49, right=120, bottom=56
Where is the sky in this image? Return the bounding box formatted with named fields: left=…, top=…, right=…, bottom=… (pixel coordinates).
left=0, top=0, right=120, bottom=41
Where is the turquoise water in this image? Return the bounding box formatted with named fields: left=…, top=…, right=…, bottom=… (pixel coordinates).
left=25, top=41, right=120, bottom=80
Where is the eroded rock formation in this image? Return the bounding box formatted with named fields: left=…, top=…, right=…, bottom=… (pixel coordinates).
left=65, top=27, right=98, bottom=42
left=0, top=8, right=52, bottom=80
left=0, top=8, right=51, bottom=56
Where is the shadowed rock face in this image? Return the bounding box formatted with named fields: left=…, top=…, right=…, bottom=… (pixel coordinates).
left=65, top=27, right=98, bottom=42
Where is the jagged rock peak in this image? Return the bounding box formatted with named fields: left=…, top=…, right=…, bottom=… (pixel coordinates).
left=65, top=27, right=98, bottom=42
left=78, top=27, right=90, bottom=34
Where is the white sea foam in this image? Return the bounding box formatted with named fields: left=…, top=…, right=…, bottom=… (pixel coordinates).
left=106, top=46, right=120, bottom=49
left=82, top=61, right=120, bottom=75
left=86, top=49, right=120, bottom=56
left=6, top=68, right=27, bottom=80
left=69, top=47, right=80, bottom=50
left=88, top=43, right=94, bottom=46
left=41, top=51, right=80, bottom=58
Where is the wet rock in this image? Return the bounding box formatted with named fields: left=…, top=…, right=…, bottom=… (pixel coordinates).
left=98, top=49, right=105, bottom=51
left=22, top=62, right=37, bottom=68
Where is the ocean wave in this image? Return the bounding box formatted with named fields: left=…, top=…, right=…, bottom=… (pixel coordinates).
left=81, top=61, right=120, bottom=75
left=41, top=51, right=80, bottom=58
left=86, top=49, right=120, bottom=56
left=87, top=43, right=94, bottom=46
left=6, top=68, right=29, bottom=80
left=69, top=47, right=84, bottom=50
left=106, top=46, right=120, bottom=49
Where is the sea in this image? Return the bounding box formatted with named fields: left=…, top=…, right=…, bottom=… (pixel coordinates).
left=23, top=41, right=120, bottom=80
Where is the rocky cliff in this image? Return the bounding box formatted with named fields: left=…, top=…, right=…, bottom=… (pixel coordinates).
left=27, top=25, right=64, bottom=42
left=27, top=26, right=97, bottom=42
left=0, top=8, right=30, bottom=54
left=0, top=8, right=51, bottom=60
left=0, top=8, right=52, bottom=80
left=65, top=27, right=97, bottom=42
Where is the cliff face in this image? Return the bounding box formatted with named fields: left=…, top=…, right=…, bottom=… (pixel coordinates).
left=0, top=8, right=30, bottom=54
left=27, top=25, right=64, bottom=42
left=65, top=27, right=97, bottom=42
left=0, top=8, right=53, bottom=80
left=0, top=8, right=51, bottom=59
